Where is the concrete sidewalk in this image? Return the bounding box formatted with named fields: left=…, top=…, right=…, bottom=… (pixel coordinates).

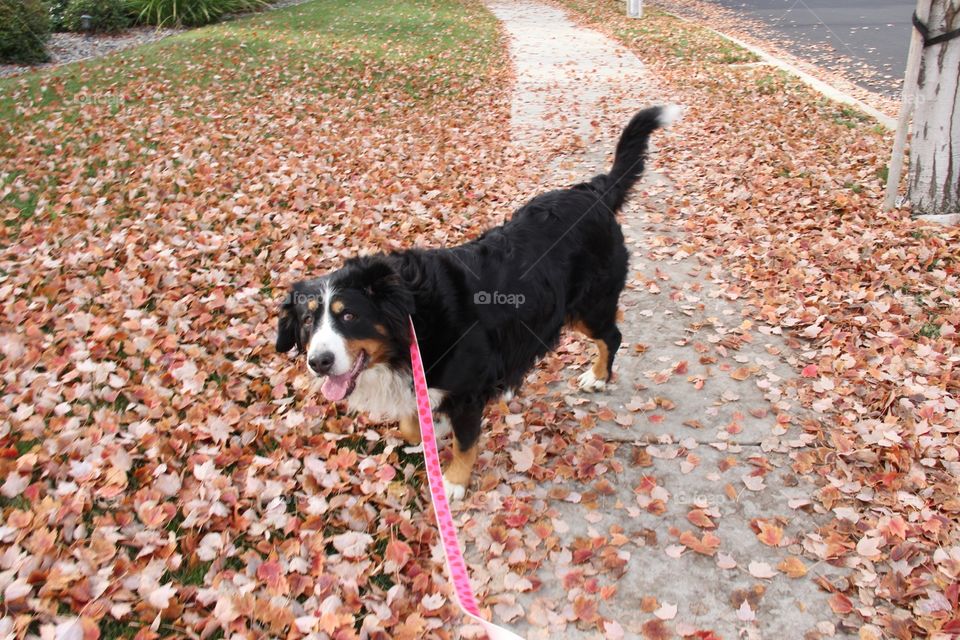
left=457, top=2, right=850, bottom=638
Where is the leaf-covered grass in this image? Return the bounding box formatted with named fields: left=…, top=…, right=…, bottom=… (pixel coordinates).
left=0, top=0, right=499, bottom=123
left=0, top=0, right=504, bottom=238
left=0, top=0, right=518, bottom=635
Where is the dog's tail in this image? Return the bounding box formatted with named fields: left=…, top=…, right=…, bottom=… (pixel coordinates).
left=601, top=104, right=682, bottom=212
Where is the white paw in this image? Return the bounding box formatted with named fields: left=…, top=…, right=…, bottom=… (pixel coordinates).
left=434, top=415, right=452, bottom=438
left=443, top=475, right=466, bottom=502
left=578, top=369, right=607, bottom=392
left=501, top=388, right=515, bottom=402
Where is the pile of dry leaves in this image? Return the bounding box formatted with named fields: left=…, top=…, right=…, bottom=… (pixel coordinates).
left=0, top=0, right=533, bottom=637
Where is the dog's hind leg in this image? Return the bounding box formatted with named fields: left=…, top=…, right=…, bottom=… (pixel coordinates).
left=571, top=305, right=622, bottom=392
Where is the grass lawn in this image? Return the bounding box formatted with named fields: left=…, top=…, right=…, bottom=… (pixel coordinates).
left=0, top=0, right=506, bottom=235
left=0, top=0, right=517, bottom=637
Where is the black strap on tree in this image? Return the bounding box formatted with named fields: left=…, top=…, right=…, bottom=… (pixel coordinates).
left=913, top=11, right=960, bottom=47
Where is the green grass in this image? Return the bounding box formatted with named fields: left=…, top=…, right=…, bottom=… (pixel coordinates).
left=0, top=494, right=30, bottom=510
left=844, top=181, right=863, bottom=194
left=918, top=322, right=941, bottom=339
left=1, top=171, right=45, bottom=229
left=827, top=104, right=871, bottom=129
left=223, top=556, right=245, bottom=573
left=99, top=618, right=137, bottom=640
left=755, top=73, right=778, bottom=95
left=710, top=41, right=756, bottom=65
left=0, top=0, right=498, bottom=123
left=369, top=536, right=396, bottom=590
left=15, top=437, right=41, bottom=455
left=169, top=560, right=212, bottom=586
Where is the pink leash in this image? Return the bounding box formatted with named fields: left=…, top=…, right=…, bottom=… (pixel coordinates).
left=409, top=318, right=525, bottom=640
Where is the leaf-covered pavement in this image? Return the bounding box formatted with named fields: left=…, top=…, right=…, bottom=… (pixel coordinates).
left=455, top=1, right=847, bottom=637
left=550, top=1, right=960, bottom=638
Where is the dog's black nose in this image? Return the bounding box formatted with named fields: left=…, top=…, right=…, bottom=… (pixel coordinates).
left=309, top=351, right=335, bottom=375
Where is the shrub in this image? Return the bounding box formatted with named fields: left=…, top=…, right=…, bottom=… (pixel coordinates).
left=131, top=0, right=268, bottom=28
left=0, top=0, right=51, bottom=64
left=46, top=0, right=71, bottom=32
left=62, top=0, right=131, bottom=34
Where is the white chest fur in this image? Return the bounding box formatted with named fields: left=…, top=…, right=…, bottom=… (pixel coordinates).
left=346, top=364, right=446, bottom=423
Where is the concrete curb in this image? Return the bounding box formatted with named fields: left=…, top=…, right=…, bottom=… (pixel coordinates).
left=917, top=213, right=960, bottom=226
left=663, top=9, right=897, bottom=131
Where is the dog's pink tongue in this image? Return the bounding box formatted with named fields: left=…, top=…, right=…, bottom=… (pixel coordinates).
left=321, top=373, right=352, bottom=402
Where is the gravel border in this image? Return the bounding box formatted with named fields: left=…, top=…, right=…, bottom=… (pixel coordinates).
left=0, top=27, right=180, bottom=79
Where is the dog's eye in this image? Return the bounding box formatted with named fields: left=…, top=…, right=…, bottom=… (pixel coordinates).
left=342, top=312, right=355, bottom=322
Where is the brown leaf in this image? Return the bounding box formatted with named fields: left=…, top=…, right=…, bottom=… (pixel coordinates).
left=641, top=619, right=672, bottom=640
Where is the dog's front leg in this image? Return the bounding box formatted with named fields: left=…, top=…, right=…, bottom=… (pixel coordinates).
left=398, top=415, right=422, bottom=445
left=441, top=402, right=483, bottom=501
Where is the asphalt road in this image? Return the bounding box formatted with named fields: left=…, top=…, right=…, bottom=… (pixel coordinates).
left=704, top=0, right=915, bottom=96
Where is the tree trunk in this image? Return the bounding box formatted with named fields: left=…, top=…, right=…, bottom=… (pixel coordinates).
left=908, top=0, right=960, bottom=216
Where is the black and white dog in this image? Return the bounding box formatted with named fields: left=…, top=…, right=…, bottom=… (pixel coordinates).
left=277, top=105, right=679, bottom=499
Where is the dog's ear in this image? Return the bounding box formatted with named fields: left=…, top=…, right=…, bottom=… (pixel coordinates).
left=276, top=291, right=301, bottom=353
left=352, top=256, right=414, bottom=335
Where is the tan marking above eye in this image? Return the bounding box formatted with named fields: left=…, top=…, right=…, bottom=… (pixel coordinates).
left=307, top=300, right=318, bottom=311
left=331, top=300, right=345, bottom=314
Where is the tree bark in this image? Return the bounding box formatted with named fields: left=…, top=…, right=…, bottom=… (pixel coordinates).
left=908, top=0, right=960, bottom=216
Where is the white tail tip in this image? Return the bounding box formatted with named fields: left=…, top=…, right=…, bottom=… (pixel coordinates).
left=657, top=104, right=684, bottom=128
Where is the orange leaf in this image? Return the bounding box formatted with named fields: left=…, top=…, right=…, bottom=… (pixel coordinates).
left=829, top=593, right=853, bottom=614
left=756, top=521, right=783, bottom=547
left=724, top=483, right=738, bottom=500
left=573, top=595, right=599, bottom=623
left=687, top=509, right=716, bottom=529
left=777, top=556, right=807, bottom=578
left=678, top=530, right=720, bottom=556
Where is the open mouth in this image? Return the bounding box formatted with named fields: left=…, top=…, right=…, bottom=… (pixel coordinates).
left=320, top=351, right=369, bottom=402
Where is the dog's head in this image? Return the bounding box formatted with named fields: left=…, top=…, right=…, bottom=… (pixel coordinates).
left=276, top=255, right=413, bottom=401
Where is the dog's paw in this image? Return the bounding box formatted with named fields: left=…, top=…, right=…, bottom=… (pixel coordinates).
left=443, top=475, right=467, bottom=502
left=434, top=414, right=452, bottom=438
left=578, top=369, right=607, bottom=392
